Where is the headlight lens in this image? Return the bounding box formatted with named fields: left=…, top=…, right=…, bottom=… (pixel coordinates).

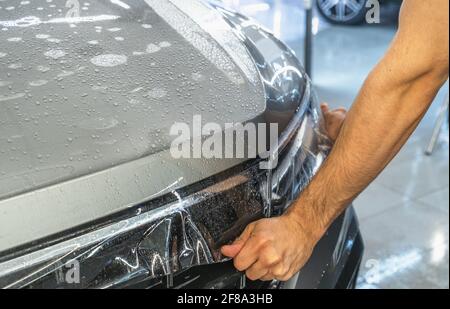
left=271, top=90, right=331, bottom=214
left=0, top=85, right=330, bottom=289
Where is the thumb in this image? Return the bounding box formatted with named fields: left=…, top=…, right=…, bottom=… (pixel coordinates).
left=221, top=240, right=245, bottom=258
left=221, top=224, right=254, bottom=258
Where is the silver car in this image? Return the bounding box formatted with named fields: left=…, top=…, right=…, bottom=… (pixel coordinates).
left=0, top=0, right=363, bottom=289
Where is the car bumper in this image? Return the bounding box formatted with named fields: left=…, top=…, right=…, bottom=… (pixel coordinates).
left=133, top=207, right=364, bottom=289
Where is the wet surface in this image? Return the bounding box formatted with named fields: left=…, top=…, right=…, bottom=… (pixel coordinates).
left=226, top=0, right=449, bottom=289
left=0, top=164, right=268, bottom=288
left=1, top=0, right=319, bottom=255
left=1, top=0, right=448, bottom=289
left=0, top=0, right=265, bottom=200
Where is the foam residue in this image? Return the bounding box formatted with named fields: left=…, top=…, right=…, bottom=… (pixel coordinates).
left=90, top=54, right=128, bottom=67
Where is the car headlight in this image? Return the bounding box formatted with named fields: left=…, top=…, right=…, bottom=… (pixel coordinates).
left=0, top=2, right=331, bottom=289
left=270, top=87, right=331, bottom=214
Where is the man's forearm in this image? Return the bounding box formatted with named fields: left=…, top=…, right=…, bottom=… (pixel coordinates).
left=221, top=0, right=449, bottom=282
left=287, top=0, right=449, bottom=240
left=287, top=63, right=448, bottom=240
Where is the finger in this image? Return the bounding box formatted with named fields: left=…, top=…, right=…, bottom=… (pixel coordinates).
left=236, top=223, right=255, bottom=243
left=276, top=253, right=307, bottom=281
left=277, top=263, right=299, bottom=282
left=221, top=242, right=243, bottom=258
left=233, top=235, right=267, bottom=271
left=245, top=261, right=270, bottom=281
left=271, top=262, right=289, bottom=280
left=260, top=272, right=275, bottom=282
left=278, top=272, right=295, bottom=282
left=320, top=103, right=330, bottom=114
left=245, top=246, right=281, bottom=280
left=221, top=224, right=255, bottom=258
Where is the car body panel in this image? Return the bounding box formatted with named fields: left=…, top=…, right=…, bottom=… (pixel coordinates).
left=0, top=0, right=310, bottom=254
left=0, top=0, right=265, bottom=201
left=0, top=0, right=270, bottom=252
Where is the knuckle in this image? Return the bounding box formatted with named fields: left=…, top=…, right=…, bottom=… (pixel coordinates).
left=233, top=259, right=246, bottom=272
left=261, top=274, right=274, bottom=282
left=260, top=258, right=271, bottom=267
left=260, top=251, right=281, bottom=267
left=252, top=233, right=266, bottom=242
left=246, top=271, right=258, bottom=281
left=256, top=234, right=273, bottom=246
left=245, top=223, right=255, bottom=232
left=272, top=265, right=287, bottom=278
left=279, top=272, right=294, bottom=282
left=251, top=236, right=268, bottom=248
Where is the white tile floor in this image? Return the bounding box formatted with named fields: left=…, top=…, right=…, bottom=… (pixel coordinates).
left=224, top=0, right=449, bottom=289
left=310, top=21, right=449, bottom=290
left=313, top=23, right=450, bottom=289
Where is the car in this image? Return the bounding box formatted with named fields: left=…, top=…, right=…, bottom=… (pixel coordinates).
left=316, top=0, right=402, bottom=25
left=0, top=0, right=363, bottom=289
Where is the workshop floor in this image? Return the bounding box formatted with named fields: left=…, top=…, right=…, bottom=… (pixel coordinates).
left=224, top=0, right=449, bottom=289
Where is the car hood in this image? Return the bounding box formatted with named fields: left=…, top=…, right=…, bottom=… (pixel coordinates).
left=0, top=0, right=311, bottom=253
left=0, top=0, right=265, bottom=201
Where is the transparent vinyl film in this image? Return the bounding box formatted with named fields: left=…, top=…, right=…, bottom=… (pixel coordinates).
left=0, top=0, right=334, bottom=289
left=0, top=97, right=331, bottom=289
left=271, top=95, right=332, bottom=214
left=0, top=164, right=268, bottom=289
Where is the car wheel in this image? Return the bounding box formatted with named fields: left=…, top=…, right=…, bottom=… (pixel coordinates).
left=316, top=0, right=368, bottom=25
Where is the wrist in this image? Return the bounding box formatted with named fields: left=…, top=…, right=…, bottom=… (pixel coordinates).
left=284, top=201, right=327, bottom=244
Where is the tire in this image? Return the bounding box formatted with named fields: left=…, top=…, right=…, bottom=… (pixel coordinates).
left=316, top=0, right=368, bottom=25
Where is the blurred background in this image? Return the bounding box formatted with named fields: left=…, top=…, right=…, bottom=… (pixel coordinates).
left=219, top=0, right=449, bottom=289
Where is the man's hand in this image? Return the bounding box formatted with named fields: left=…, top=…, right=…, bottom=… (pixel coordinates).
left=221, top=214, right=321, bottom=281
left=222, top=0, right=449, bottom=284
left=321, top=103, right=347, bottom=142
left=220, top=104, right=346, bottom=282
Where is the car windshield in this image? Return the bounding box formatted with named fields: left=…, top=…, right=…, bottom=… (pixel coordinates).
left=0, top=0, right=264, bottom=200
